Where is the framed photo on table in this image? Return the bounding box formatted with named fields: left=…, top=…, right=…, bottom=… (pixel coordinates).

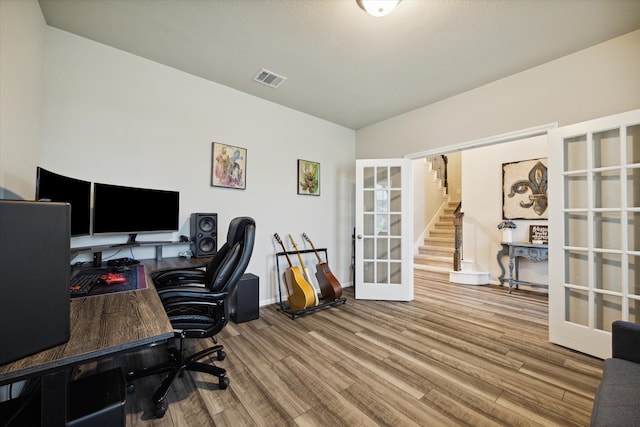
left=211, top=142, right=246, bottom=190
left=297, top=159, right=320, bottom=196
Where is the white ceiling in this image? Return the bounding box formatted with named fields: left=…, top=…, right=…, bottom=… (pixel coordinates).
left=37, top=0, right=640, bottom=130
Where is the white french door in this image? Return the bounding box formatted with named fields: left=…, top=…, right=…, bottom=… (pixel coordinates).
left=548, top=109, right=640, bottom=359
left=355, top=159, right=413, bottom=301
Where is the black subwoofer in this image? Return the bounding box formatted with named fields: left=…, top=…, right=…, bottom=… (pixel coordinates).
left=190, top=213, right=217, bottom=257
left=230, top=273, right=259, bottom=323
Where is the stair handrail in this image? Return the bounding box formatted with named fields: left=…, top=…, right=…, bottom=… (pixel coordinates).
left=453, top=201, right=463, bottom=271
left=426, top=155, right=449, bottom=194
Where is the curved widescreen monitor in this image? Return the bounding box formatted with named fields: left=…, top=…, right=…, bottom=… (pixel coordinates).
left=36, top=167, right=91, bottom=236
left=93, top=182, right=179, bottom=237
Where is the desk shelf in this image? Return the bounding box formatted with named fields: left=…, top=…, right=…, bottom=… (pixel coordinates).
left=71, top=240, right=191, bottom=266
left=275, top=248, right=346, bottom=319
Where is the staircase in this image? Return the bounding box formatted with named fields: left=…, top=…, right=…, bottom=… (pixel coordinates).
left=414, top=201, right=459, bottom=282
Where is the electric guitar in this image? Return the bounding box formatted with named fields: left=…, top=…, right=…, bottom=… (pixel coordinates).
left=288, top=234, right=319, bottom=306
left=302, top=233, right=343, bottom=300
left=274, top=233, right=315, bottom=312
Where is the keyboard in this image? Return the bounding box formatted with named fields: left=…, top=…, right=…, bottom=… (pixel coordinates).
left=70, top=273, right=101, bottom=297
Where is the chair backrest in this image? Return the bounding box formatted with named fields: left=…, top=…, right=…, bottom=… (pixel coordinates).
left=204, top=216, right=255, bottom=292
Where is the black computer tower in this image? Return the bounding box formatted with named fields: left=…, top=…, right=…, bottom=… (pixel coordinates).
left=67, top=368, right=126, bottom=427
left=230, top=273, right=259, bottom=323
left=0, top=200, right=71, bottom=365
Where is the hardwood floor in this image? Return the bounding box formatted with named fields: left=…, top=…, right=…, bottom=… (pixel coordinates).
left=88, top=278, right=603, bottom=426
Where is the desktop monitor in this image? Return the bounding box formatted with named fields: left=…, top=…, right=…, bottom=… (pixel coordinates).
left=0, top=200, right=71, bottom=365
left=36, top=167, right=92, bottom=237
left=92, top=182, right=179, bottom=241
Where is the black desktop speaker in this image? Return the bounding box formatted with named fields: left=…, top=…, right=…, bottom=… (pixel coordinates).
left=0, top=200, right=71, bottom=365
left=190, top=213, right=217, bottom=257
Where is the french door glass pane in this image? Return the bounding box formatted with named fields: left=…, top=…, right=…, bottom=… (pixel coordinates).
left=377, top=239, right=388, bottom=260
left=377, top=213, right=388, bottom=235
left=363, top=167, right=375, bottom=188
left=564, top=135, right=588, bottom=171
left=390, top=190, right=401, bottom=212
left=364, top=191, right=374, bottom=212
left=594, top=252, right=622, bottom=292
left=626, top=169, right=640, bottom=207
left=376, top=189, right=388, bottom=212
left=627, top=125, right=640, bottom=164
left=390, top=262, right=401, bottom=283
left=628, top=212, right=640, bottom=251
left=629, top=255, right=640, bottom=296
left=390, top=214, right=401, bottom=235
left=377, top=168, right=389, bottom=188
left=389, top=166, right=402, bottom=187
left=594, top=212, right=621, bottom=250
left=630, top=299, right=640, bottom=323
left=377, top=262, right=388, bottom=283
left=593, top=129, right=620, bottom=168
left=364, top=214, right=375, bottom=235
left=390, top=238, right=401, bottom=260
left=363, top=237, right=374, bottom=258
left=363, top=261, right=374, bottom=282
left=565, top=213, right=588, bottom=247
left=594, top=171, right=620, bottom=208
left=595, top=293, right=622, bottom=332
left=565, top=250, right=588, bottom=286
left=565, top=174, right=588, bottom=209
left=566, top=288, right=589, bottom=325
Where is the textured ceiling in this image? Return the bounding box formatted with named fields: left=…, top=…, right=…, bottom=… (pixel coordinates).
left=38, top=0, right=640, bottom=130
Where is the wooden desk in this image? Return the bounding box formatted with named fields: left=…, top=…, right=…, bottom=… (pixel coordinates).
left=0, top=265, right=175, bottom=426
left=497, top=242, right=549, bottom=293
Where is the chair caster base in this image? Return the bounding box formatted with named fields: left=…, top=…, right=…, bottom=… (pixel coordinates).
left=219, top=375, right=229, bottom=389
left=154, top=401, right=168, bottom=418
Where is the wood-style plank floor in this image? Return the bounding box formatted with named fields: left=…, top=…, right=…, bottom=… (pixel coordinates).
left=85, top=278, right=603, bottom=426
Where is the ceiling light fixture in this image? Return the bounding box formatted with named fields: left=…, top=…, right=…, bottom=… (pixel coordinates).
left=356, top=0, right=401, bottom=17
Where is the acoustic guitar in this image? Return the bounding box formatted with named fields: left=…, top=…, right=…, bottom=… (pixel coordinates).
left=274, top=233, right=315, bottom=312
left=302, top=233, right=343, bottom=300
left=288, top=234, right=319, bottom=306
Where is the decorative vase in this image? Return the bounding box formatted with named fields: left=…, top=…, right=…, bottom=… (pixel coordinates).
left=502, top=229, right=513, bottom=243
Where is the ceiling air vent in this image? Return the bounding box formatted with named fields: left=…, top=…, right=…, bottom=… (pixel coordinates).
left=253, top=69, right=287, bottom=88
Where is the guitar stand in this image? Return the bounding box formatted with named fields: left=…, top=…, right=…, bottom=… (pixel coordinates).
left=275, top=248, right=347, bottom=320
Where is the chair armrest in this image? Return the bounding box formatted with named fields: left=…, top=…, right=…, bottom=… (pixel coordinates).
left=158, top=287, right=228, bottom=303
left=153, top=269, right=206, bottom=288
left=612, top=320, right=640, bottom=363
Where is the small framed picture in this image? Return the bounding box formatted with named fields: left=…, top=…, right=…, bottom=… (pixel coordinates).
left=297, top=159, right=320, bottom=196
left=529, top=225, right=548, bottom=244
left=211, top=142, right=246, bottom=190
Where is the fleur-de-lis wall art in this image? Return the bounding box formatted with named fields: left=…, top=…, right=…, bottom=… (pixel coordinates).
left=502, top=158, right=548, bottom=220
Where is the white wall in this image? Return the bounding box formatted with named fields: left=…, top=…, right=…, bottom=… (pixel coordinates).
left=462, top=135, right=548, bottom=287
left=38, top=28, right=355, bottom=306
left=0, top=0, right=46, bottom=200
left=356, top=29, right=640, bottom=159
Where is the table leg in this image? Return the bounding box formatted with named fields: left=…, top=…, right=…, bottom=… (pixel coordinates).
left=496, top=244, right=509, bottom=287
left=514, top=257, right=520, bottom=290
left=508, top=252, right=515, bottom=294
left=41, top=369, right=68, bottom=426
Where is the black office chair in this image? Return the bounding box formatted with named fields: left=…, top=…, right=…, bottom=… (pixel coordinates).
left=126, top=216, right=255, bottom=418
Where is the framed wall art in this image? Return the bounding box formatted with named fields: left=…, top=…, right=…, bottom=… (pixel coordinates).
left=211, top=142, right=246, bottom=190
left=297, top=159, right=320, bottom=196
left=502, top=158, right=548, bottom=220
